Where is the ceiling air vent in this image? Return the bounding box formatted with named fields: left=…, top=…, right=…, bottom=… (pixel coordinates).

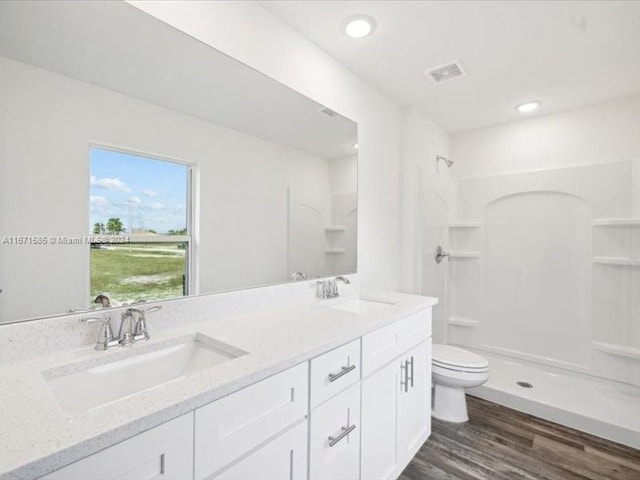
left=426, top=61, right=466, bottom=84
left=318, top=107, right=338, bottom=117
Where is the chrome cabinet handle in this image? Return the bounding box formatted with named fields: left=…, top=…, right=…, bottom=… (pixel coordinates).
left=410, top=356, right=414, bottom=388
left=328, top=364, right=356, bottom=382
left=328, top=424, right=356, bottom=447
left=400, top=360, right=409, bottom=393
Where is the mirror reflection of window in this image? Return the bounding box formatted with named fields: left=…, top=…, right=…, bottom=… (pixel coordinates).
left=89, top=147, right=192, bottom=307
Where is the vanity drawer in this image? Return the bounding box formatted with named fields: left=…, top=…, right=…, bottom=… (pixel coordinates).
left=40, top=413, right=194, bottom=480
left=213, top=420, right=308, bottom=480
left=362, top=309, right=431, bottom=377
left=310, top=339, right=360, bottom=408
left=309, top=382, right=361, bottom=480
left=194, top=362, right=308, bottom=480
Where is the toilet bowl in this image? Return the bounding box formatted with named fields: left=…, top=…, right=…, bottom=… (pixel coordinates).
left=431, top=344, right=489, bottom=423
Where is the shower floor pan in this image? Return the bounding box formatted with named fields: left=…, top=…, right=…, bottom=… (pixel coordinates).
left=467, top=351, right=640, bottom=450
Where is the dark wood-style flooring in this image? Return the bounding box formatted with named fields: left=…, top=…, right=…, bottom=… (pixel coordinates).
left=400, top=395, right=640, bottom=480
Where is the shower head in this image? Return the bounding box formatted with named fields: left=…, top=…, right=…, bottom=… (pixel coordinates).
left=436, top=155, right=454, bottom=168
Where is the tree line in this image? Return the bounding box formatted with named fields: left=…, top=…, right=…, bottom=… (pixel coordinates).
left=93, top=219, right=186, bottom=236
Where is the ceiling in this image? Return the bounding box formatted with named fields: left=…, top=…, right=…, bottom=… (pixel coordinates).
left=262, top=1, right=640, bottom=133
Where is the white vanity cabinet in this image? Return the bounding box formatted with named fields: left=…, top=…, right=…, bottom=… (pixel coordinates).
left=38, top=305, right=434, bottom=480
left=397, top=340, right=431, bottom=461
left=309, top=339, right=360, bottom=409
left=39, top=413, right=194, bottom=480
left=309, top=382, right=361, bottom=480
left=194, top=363, right=308, bottom=480
left=360, top=360, right=401, bottom=479
left=360, top=310, right=432, bottom=480
left=213, top=421, right=308, bottom=480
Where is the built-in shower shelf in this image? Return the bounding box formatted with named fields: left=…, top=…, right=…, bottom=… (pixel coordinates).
left=448, top=316, right=479, bottom=327
left=592, top=218, right=640, bottom=226
left=593, top=257, right=640, bottom=266
left=450, top=251, right=480, bottom=259
left=448, top=221, right=481, bottom=228
left=593, top=342, right=640, bottom=360
left=324, top=248, right=345, bottom=254
left=325, top=226, right=345, bottom=232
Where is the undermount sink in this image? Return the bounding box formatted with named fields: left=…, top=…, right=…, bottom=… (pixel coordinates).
left=44, top=334, right=246, bottom=413
left=328, top=296, right=396, bottom=314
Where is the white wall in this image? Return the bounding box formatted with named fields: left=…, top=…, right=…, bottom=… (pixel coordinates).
left=451, top=94, right=640, bottom=178
left=0, top=56, right=334, bottom=321
left=128, top=0, right=403, bottom=291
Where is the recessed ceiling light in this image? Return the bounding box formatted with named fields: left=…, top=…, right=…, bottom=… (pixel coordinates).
left=516, top=101, right=540, bottom=113
left=343, top=15, right=376, bottom=39
left=353, top=142, right=359, bottom=150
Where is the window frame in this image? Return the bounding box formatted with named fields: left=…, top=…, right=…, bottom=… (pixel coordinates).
left=88, top=143, right=195, bottom=302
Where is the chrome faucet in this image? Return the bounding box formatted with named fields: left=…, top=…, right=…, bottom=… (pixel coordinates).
left=82, top=315, right=119, bottom=350
left=316, top=276, right=351, bottom=299
left=83, top=305, right=161, bottom=350
left=118, top=306, right=161, bottom=346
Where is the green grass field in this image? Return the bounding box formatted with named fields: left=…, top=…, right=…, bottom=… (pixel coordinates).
left=90, top=243, right=186, bottom=305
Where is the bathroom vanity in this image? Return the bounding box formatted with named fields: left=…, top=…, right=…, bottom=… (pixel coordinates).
left=0, top=292, right=436, bottom=480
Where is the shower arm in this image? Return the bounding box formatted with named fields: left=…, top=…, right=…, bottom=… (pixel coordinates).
left=436, top=155, right=454, bottom=169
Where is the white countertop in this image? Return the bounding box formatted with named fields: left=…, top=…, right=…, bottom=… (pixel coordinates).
left=0, top=291, right=437, bottom=480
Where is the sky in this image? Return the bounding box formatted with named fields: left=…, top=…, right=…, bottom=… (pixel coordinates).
left=89, top=147, right=188, bottom=234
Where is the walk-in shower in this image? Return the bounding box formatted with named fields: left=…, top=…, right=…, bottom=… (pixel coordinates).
left=419, top=158, right=640, bottom=448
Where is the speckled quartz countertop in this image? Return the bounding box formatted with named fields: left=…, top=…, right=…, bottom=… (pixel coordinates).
left=0, top=290, right=437, bottom=480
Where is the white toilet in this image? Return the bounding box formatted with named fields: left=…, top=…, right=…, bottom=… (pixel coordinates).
left=431, top=344, right=489, bottom=423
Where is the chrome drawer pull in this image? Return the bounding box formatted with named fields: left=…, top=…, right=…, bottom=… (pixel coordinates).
left=328, top=364, right=356, bottom=382
left=410, top=356, right=414, bottom=387
left=328, top=424, right=356, bottom=447
left=400, top=360, right=409, bottom=392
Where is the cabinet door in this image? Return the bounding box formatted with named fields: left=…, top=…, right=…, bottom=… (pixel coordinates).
left=195, top=363, right=308, bottom=479
left=40, top=413, right=194, bottom=480
left=309, top=382, right=360, bottom=480
left=213, top=421, right=307, bottom=480
left=360, top=360, right=399, bottom=480
left=398, top=340, right=431, bottom=462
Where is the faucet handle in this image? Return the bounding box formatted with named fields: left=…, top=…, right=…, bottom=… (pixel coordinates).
left=328, top=279, right=338, bottom=297
left=132, top=312, right=152, bottom=341
left=142, top=305, right=162, bottom=314
left=316, top=280, right=328, bottom=299
left=127, top=305, right=161, bottom=342
left=82, top=315, right=117, bottom=350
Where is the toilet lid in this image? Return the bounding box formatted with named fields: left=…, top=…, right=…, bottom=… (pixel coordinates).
left=432, top=344, right=489, bottom=371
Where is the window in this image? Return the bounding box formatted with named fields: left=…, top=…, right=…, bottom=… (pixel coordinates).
left=89, top=146, right=191, bottom=306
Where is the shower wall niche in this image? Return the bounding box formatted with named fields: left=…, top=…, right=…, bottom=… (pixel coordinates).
left=447, top=160, right=640, bottom=387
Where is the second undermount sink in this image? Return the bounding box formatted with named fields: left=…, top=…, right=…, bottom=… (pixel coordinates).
left=44, top=334, right=246, bottom=413
left=328, top=296, right=397, bottom=314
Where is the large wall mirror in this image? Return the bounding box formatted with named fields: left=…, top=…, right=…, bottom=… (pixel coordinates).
left=0, top=1, right=357, bottom=324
